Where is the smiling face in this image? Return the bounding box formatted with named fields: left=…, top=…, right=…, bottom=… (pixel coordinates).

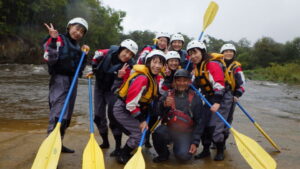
left=223, top=50, right=235, bottom=60
left=174, top=77, right=190, bottom=92
left=171, top=40, right=183, bottom=51
left=68, top=24, right=86, bottom=41
left=149, top=56, right=164, bottom=75
left=188, top=48, right=203, bottom=64
left=167, top=58, right=180, bottom=71
left=119, top=48, right=134, bottom=62
left=157, top=37, right=169, bottom=50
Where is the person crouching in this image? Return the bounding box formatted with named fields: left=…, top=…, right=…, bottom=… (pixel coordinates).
left=152, top=69, right=205, bottom=163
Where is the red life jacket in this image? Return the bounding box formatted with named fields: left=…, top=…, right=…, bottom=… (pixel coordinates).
left=166, top=90, right=195, bottom=132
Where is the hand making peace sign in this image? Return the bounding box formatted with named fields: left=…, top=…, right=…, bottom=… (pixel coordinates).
left=118, top=63, right=129, bottom=78
left=44, top=23, right=58, bottom=39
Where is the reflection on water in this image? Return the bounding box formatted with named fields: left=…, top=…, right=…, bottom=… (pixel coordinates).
left=0, top=64, right=90, bottom=131
left=1, top=64, right=299, bottom=130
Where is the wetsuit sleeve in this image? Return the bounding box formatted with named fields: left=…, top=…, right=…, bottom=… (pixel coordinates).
left=91, top=49, right=109, bottom=71
left=156, top=74, right=165, bottom=96
left=191, top=93, right=205, bottom=146
left=43, top=35, right=64, bottom=65
left=206, top=61, right=225, bottom=104
left=137, top=46, right=152, bottom=64
left=234, top=66, right=246, bottom=97
left=125, top=75, right=149, bottom=119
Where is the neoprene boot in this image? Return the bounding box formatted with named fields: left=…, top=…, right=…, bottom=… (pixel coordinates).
left=100, top=133, right=110, bottom=149
left=110, top=134, right=122, bottom=157
left=62, top=145, right=75, bottom=153
left=214, top=142, right=225, bottom=161
left=117, top=144, right=133, bottom=164
left=195, top=145, right=211, bottom=159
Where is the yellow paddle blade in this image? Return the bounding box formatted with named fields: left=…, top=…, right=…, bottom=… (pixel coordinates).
left=82, top=133, right=105, bottom=169
left=124, top=147, right=144, bottom=169
left=203, top=1, right=219, bottom=31
left=231, top=128, right=277, bottom=169
left=31, top=123, right=62, bottom=169
left=254, top=122, right=281, bottom=152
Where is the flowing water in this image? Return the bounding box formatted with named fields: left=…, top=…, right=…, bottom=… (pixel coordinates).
left=0, top=64, right=299, bottom=169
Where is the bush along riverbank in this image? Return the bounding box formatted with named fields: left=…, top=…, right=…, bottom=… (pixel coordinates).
left=244, top=61, right=300, bottom=85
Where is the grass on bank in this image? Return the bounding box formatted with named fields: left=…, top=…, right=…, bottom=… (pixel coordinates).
left=244, top=62, right=300, bottom=85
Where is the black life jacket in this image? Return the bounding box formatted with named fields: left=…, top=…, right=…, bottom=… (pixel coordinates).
left=95, top=45, right=134, bottom=91
left=48, top=34, right=85, bottom=76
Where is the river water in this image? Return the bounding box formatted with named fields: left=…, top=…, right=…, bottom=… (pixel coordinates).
left=0, top=64, right=299, bottom=169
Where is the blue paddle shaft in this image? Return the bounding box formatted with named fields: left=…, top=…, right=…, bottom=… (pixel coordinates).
left=58, top=51, right=86, bottom=123
left=185, top=31, right=205, bottom=70
left=138, top=115, right=151, bottom=147
left=198, top=31, right=204, bottom=41
left=236, top=102, right=255, bottom=123
left=88, top=77, right=95, bottom=133
left=190, top=84, right=231, bottom=128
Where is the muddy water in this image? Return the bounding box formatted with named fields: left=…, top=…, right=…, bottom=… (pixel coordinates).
left=0, top=64, right=299, bottom=169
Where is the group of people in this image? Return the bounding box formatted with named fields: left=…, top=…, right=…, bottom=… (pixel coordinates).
left=43, top=17, right=245, bottom=165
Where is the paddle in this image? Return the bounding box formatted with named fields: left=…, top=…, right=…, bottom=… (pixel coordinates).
left=82, top=76, right=105, bottom=169
left=236, top=102, right=281, bottom=152
left=31, top=49, right=88, bottom=169
left=124, top=115, right=150, bottom=169
left=185, top=1, right=219, bottom=70
left=190, top=85, right=277, bottom=169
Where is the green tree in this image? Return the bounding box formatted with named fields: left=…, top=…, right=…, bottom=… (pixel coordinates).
left=252, top=37, right=284, bottom=68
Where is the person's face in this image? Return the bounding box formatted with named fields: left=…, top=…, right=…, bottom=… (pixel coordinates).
left=68, top=24, right=85, bottom=41
left=167, top=58, right=180, bottom=71
left=157, top=37, right=168, bottom=50
left=223, top=50, right=235, bottom=60
left=188, top=48, right=203, bottom=64
left=174, top=77, right=190, bottom=92
left=171, top=40, right=183, bottom=51
left=119, top=48, right=134, bottom=62
left=150, top=57, right=164, bottom=75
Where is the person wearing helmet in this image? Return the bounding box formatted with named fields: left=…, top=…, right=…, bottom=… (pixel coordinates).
left=136, top=32, right=170, bottom=64
left=113, top=50, right=166, bottom=164
left=87, top=39, right=138, bottom=156
left=161, top=51, right=182, bottom=92
left=152, top=69, right=205, bottom=163
left=42, top=17, right=89, bottom=153
left=220, top=43, right=245, bottom=145
left=169, top=33, right=190, bottom=70
left=186, top=40, right=232, bottom=161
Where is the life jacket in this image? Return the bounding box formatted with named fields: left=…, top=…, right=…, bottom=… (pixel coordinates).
left=194, top=53, right=230, bottom=95
left=166, top=90, right=195, bottom=132
left=118, top=64, right=158, bottom=104
left=226, top=61, right=242, bottom=91
left=47, top=34, right=84, bottom=76
left=178, top=50, right=188, bottom=63
left=94, top=45, right=134, bottom=90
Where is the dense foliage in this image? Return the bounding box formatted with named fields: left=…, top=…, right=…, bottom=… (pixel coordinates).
left=1, top=0, right=299, bottom=83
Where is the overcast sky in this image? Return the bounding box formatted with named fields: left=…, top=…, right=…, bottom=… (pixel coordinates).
left=101, top=0, right=299, bottom=45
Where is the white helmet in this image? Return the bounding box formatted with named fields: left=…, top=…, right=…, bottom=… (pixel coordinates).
left=220, top=43, right=236, bottom=54
left=165, top=51, right=181, bottom=61
left=121, top=39, right=138, bottom=55
left=187, top=40, right=206, bottom=52
left=145, top=50, right=166, bottom=63
left=156, top=32, right=170, bottom=40
left=170, top=33, right=184, bottom=43
left=67, top=17, right=88, bottom=31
